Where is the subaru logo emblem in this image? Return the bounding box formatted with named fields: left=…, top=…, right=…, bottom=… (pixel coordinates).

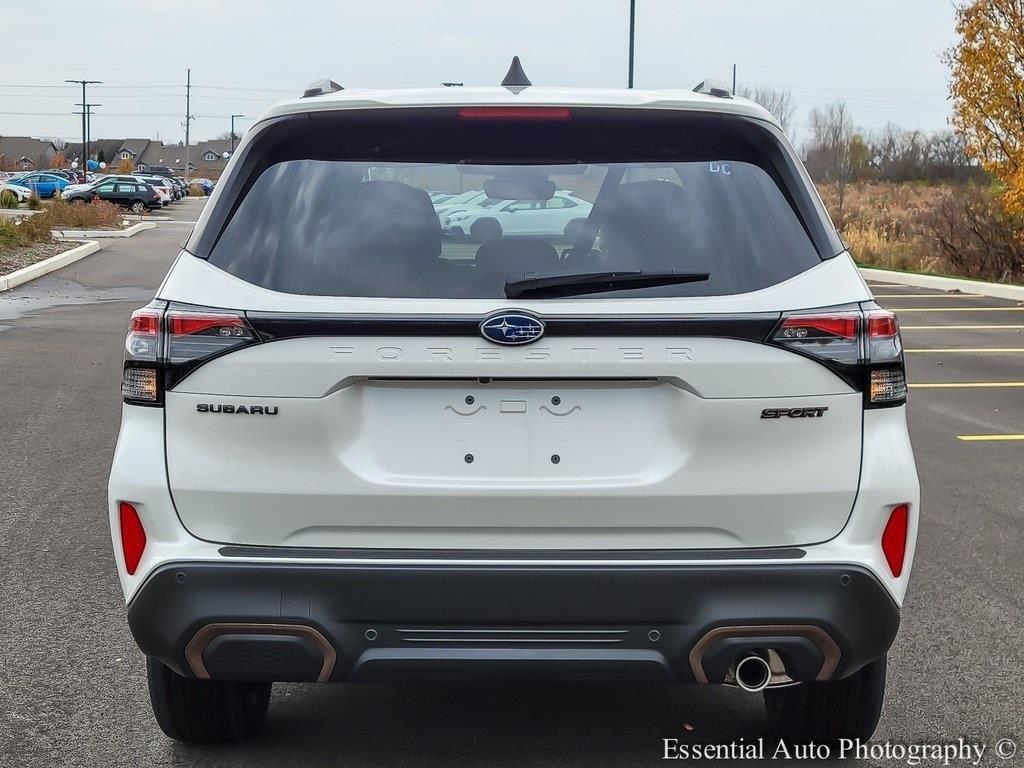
left=480, top=312, right=545, bottom=346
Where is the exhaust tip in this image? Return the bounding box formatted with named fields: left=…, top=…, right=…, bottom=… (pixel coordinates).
left=734, top=654, right=772, bottom=692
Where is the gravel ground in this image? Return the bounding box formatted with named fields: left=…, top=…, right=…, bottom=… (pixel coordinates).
left=0, top=241, right=76, bottom=275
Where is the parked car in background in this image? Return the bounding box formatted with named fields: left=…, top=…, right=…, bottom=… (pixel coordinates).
left=63, top=179, right=162, bottom=213
left=444, top=191, right=593, bottom=241
left=190, top=178, right=214, bottom=195
left=1, top=182, right=32, bottom=203
left=63, top=174, right=138, bottom=196
left=433, top=189, right=487, bottom=219
left=11, top=172, right=70, bottom=198
left=167, top=178, right=187, bottom=199
left=136, top=175, right=174, bottom=206
left=438, top=194, right=505, bottom=224
left=43, top=169, right=72, bottom=180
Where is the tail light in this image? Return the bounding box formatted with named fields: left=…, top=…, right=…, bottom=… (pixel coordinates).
left=770, top=306, right=906, bottom=408
left=881, top=504, right=910, bottom=577
left=121, top=302, right=259, bottom=406
left=119, top=501, right=146, bottom=575
left=122, top=304, right=163, bottom=404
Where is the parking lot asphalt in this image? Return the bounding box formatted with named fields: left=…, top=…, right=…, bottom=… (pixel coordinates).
left=1, top=221, right=1022, bottom=766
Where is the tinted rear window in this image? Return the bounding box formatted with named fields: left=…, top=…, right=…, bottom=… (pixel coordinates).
left=201, top=108, right=838, bottom=299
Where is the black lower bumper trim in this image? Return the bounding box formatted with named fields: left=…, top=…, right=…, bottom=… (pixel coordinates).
left=127, top=562, right=899, bottom=684
left=217, top=545, right=806, bottom=561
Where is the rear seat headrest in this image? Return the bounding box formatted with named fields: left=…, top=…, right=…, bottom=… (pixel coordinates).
left=339, top=181, right=441, bottom=258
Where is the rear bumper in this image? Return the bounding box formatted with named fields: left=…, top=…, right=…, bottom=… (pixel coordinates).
left=128, top=560, right=899, bottom=685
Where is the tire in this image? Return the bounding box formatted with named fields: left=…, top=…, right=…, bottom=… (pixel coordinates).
left=70, top=197, right=86, bottom=206
left=764, top=657, right=886, bottom=746
left=470, top=218, right=502, bottom=243
left=130, top=200, right=146, bottom=214
left=146, top=657, right=272, bottom=743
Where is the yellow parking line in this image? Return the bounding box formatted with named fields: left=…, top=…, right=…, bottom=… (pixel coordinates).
left=904, top=348, right=1024, bottom=353
left=910, top=382, right=1024, bottom=389
left=957, top=434, right=1024, bottom=442
left=902, top=325, right=1024, bottom=330
left=874, top=293, right=985, bottom=298
left=894, top=307, right=1024, bottom=312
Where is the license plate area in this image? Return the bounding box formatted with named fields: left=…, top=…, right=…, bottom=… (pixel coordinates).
left=355, top=378, right=682, bottom=483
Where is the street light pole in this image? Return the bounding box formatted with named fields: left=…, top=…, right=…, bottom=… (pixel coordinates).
left=230, top=114, right=245, bottom=154
left=75, top=103, right=101, bottom=162
left=184, top=68, right=194, bottom=180
left=66, top=79, right=101, bottom=173
left=627, top=0, right=636, bottom=88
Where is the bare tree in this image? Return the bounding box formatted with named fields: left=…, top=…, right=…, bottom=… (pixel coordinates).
left=805, top=102, right=856, bottom=226
left=865, top=125, right=976, bottom=183
left=738, top=86, right=796, bottom=136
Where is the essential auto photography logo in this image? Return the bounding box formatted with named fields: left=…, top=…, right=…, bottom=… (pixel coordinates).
left=661, top=737, right=1016, bottom=765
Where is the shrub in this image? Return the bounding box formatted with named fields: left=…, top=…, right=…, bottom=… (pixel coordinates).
left=0, top=189, right=19, bottom=209
left=188, top=183, right=206, bottom=196
left=918, top=186, right=1024, bottom=283
left=46, top=197, right=123, bottom=229
left=16, top=198, right=123, bottom=244
left=0, top=218, right=24, bottom=251
left=26, top=193, right=42, bottom=210
left=820, top=181, right=1024, bottom=284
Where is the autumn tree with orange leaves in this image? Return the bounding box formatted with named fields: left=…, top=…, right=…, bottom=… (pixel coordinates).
left=947, top=0, right=1024, bottom=213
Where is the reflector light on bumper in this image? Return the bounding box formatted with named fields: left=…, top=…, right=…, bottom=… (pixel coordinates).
left=881, top=504, right=910, bottom=577
left=119, top=502, right=147, bottom=575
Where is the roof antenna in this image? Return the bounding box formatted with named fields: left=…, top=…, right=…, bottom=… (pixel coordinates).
left=501, top=56, right=531, bottom=93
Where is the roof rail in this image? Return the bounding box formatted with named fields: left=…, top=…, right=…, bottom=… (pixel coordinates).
left=692, top=78, right=732, bottom=99
left=302, top=79, right=344, bottom=98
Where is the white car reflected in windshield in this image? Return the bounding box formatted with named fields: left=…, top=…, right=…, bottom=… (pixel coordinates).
left=444, top=191, right=592, bottom=242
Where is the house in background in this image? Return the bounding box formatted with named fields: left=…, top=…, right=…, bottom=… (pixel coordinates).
left=191, top=139, right=233, bottom=176
left=0, top=136, right=56, bottom=171
left=112, top=139, right=156, bottom=168
left=1, top=135, right=235, bottom=177
left=64, top=139, right=123, bottom=168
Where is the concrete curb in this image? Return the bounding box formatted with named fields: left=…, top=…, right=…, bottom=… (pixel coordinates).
left=859, top=267, right=1024, bottom=302
left=52, top=221, right=156, bottom=239
left=0, top=208, right=42, bottom=218
left=0, top=240, right=102, bottom=293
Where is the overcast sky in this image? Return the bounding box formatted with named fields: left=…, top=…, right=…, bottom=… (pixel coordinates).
left=2, top=0, right=957, bottom=145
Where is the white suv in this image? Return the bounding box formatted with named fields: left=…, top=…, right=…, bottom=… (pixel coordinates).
left=109, top=77, right=919, bottom=745
left=444, top=191, right=593, bottom=241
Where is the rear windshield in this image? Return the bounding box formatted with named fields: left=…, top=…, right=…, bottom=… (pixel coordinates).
left=201, top=108, right=837, bottom=299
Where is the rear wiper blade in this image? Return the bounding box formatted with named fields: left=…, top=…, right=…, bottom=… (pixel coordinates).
left=504, top=270, right=710, bottom=299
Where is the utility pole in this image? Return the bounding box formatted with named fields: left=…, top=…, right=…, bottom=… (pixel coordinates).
left=184, top=69, right=194, bottom=180
left=75, top=103, right=101, bottom=166
left=732, top=63, right=737, bottom=95
left=230, top=114, right=245, bottom=154
left=627, top=0, right=636, bottom=88
left=66, top=79, right=101, bottom=173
